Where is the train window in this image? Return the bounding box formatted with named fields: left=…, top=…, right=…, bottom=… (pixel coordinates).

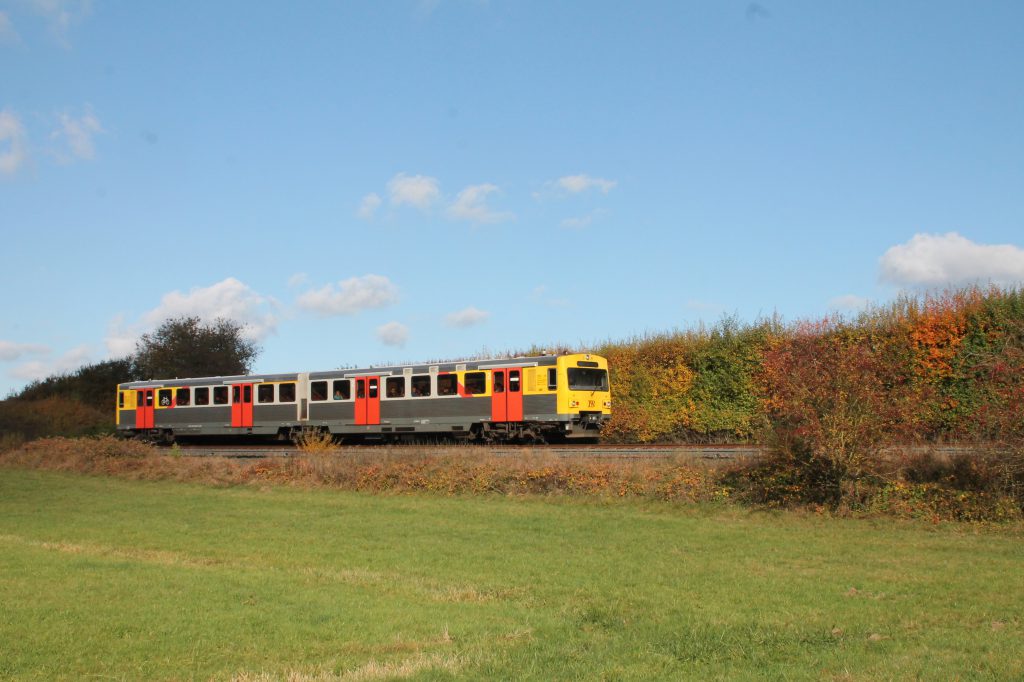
left=118, top=391, right=125, bottom=409
left=437, top=375, right=457, bottom=396
left=158, top=389, right=173, bottom=407
left=509, top=370, right=520, bottom=393
left=176, top=388, right=190, bottom=406
left=195, top=387, right=210, bottom=405
left=244, top=385, right=252, bottom=403
left=385, top=377, right=405, bottom=398
left=411, top=375, right=431, bottom=397
left=368, top=378, right=378, bottom=399
left=356, top=379, right=365, bottom=399
left=567, top=368, right=609, bottom=392
left=279, top=383, right=296, bottom=403
left=493, top=372, right=505, bottom=394
left=548, top=368, right=557, bottom=390
left=214, top=386, right=229, bottom=405
left=464, top=372, right=486, bottom=395
left=258, top=384, right=275, bottom=403
left=333, top=380, right=350, bottom=400
left=311, top=381, right=327, bottom=401
left=146, top=390, right=154, bottom=407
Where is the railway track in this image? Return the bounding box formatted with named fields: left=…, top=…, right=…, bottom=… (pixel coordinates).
left=168, top=443, right=765, bottom=460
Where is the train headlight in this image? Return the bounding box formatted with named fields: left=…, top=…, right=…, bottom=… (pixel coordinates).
left=569, top=400, right=579, bottom=408
left=604, top=401, right=612, bottom=408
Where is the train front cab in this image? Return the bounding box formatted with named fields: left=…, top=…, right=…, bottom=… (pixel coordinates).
left=553, top=353, right=611, bottom=439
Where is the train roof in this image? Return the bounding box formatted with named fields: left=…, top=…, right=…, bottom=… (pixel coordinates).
left=118, top=353, right=604, bottom=389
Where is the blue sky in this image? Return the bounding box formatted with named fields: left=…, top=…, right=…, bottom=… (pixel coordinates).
left=2, top=1, right=1023, bottom=395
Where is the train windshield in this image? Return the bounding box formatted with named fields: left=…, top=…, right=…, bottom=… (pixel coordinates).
left=567, top=368, right=609, bottom=392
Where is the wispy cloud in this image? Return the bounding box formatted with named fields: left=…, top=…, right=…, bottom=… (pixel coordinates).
left=560, top=209, right=607, bottom=230
left=879, top=232, right=1024, bottom=289
left=447, top=183, right=513, bottom=224
left=0, top=340, right=50, bottom=362
left=388, top=172, right=440, bottom=210
left=10, top=345, right=92, bottom=382
left=556, top=174, right=617, bottom=195
left=357, top=192, right=382, bottom=219
left=297, top=274, right=399, bottom=317
left=50, top=107, right=103, bottom=162
left=0, top=11, right=21, bottom=45
left=29, top=0, right=91, bottom=47
left=0, top=109, right=29, bottom=176
left=376, top=321, right=408, bottom=347
left=444, top=306, right=490, bottom=327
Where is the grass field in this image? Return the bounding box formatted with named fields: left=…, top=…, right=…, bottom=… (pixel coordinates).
left=1, top=469, right=1021, bottom=680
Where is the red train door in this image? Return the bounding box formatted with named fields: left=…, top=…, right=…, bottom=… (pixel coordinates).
left=231, top=383, right=253, bottom=428
left=135, top=389, right=154, bottom=429
left=490, top=369, right=523, bottom=422
left=354, top=376, right=380, bottom=425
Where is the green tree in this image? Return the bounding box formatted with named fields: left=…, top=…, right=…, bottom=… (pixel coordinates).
left=132, top=317, right=260, bottom=380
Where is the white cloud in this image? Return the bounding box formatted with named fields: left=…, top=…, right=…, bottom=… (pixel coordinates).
left=445, top=306, right=490, bottom=327
left=0, top=109, right=28, bottom=176
left=376, top=321, right=408, bottom=347
left=51, top=108, right=102, bottom=162
left=0, top=340, right=50, bottom=362
left=879, top=232, right=1024, bottom=289
left=0, top=12, right=21, bottom=44
left=105, top=278, right=278, bottom=357
left=388, top=172, right=440, bottom=210
left=447, top=183, right=513, bottom=224
left=104, top=314, right=137, bottom=358
left=357, top=192, right=382, bottom=219
left=287, top=272, right=309, bottom=288
left=828, top=294, right=870, bottom=311
left=297, top=274, right=399, bottom=317
left=557, top=174, right=617, bottom=195
left=10, top=345, right=92, bottom=381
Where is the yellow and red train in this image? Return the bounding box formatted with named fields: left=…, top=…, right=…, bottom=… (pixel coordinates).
left=116, top=353, right=611, bottom=443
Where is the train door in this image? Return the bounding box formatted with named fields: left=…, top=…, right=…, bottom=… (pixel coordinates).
left=135, top=388, right=154, bottom=429
left=490, top=369, right=523, bottom=422
left=231, top=383, right=254, bottom=428
left=354, top=376, right=380, bottom=425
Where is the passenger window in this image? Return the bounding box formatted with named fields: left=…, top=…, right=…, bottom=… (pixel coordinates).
left=386, top=377, right=405, bottom=398
left=494, top=372, right=505, bottom=394
left=311, top=381, right=327, bottom=402
left=548, top=368, right=557, bottom=390
left=509, top=370, right=520, bottom=393
left=369, top=378, right=378, bottom=399
left=243, top=385, right=252, bottom=403
left=258, top=384, right=275, bottom=403
left=195, top=387, right=210, bottom=405
left=217, top=386, right=230, bottom=405
left=464, top=372, right=486, bottom=395
left=118, top=391, right=125, bottom=409
left=357, top=379, right=365, bottom=399
left=279, top=383, right=296, bottom=403
left=333, top=380, right=350, bottom=400
left=176, top=388, right=190, bottom=406
left=411, top=375, right=431, bottom=397
left=158, top=389, right=173, bottom=407
left=437, top=375, right=457, bottom=396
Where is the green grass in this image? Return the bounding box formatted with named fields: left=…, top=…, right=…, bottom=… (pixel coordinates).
left=1, top=470, right=1021, bottom=680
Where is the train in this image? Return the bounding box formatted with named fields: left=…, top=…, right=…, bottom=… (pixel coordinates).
left=115, top=352, right=611, bottom=444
